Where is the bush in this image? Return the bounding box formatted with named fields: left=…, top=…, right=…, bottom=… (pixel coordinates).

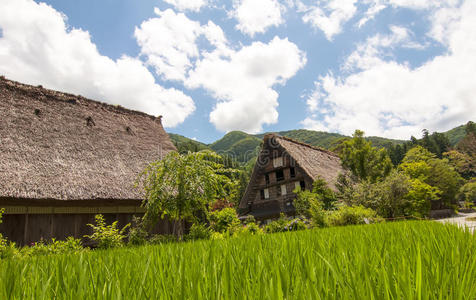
left=149, top=234, right=176, bottom=245
left=209, top=208, right=240, bottom=234
left=284, top=218, right=308, bottom=231
left=186, top=223, right=212, bottom=241
left=85, top=214, right=129, bottom=249
left=234, top=222, right=263, bottom=237
left=127, top=217, right=148, bottom=246
left=20, top=237, right=84, bottom=257
left=327, top=206, right=383, bottom=227
left=458, top=180, right=476, bottom=206
left=264, top=214, right=289, bottom=234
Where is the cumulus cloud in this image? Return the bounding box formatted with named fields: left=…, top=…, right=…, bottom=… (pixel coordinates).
left=302, top=0, right=476, bottom=139
left=230, top=0, right=285, bottom=37
left=300, top=0, right=358, bottom=40
left=187, top=37, right=307, bottom=133
left=163, top=0, right=208, bottom=12
left=0, top=0, right=195, bottom=127
left=136, top=10, right=306, bottom=133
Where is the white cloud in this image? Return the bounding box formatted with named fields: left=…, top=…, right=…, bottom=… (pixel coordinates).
left=301, top=0, right=358, bottom=40
left=0, top=0, right=195, bottom=127
left=357, top=1, right=386, bottom=28
left=135, top=8, right=204, bottom=82
left=344, top=25, right=424, bottom=71
left=163, top=0, right=208, bottom=12
left=230, top=0, right=285, bottom=37
left=136, top=9, right=306, bottom=133
left=302, top=0, right=476, bottom=139
left=187, top=37, right=307, bottom=133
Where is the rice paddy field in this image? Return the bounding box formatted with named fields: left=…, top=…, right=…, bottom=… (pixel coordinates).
left=1, top=221, right=475, bottom=299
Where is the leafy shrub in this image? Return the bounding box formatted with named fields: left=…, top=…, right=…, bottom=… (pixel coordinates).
left=327, top=206, right=383, bottom=227
left=85, top=214, right=129, bottom=249
left=127, top=217, right=148, bottom=246
left=242, top=215, right=256, bottom=225
left=458, top=180, right=476, bottom=206
left=210, top=232, right=225, bottom=240
left=242, top=222, right=262, bottom=235
left=209, top=208, right=240, bottom=234
left=20, top=237, right=84, bottom=257
left=186, top=223, right=212, bottom=241
left=309, top=199, right=328, bottom=228
left=149, top=234, right=176, bottom=245
left=284, top=218, right=308, bottom=231
left=264, top=214, right=289, bottom=234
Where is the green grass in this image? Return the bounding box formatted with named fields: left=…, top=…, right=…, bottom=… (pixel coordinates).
left=1, top=221, right=475, bottom=299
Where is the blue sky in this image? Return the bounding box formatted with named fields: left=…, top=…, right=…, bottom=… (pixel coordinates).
left=0, top=0, right=474, bottom=143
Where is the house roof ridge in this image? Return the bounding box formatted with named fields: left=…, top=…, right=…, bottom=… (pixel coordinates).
left=275, top=134, right=340, bottom=158
left=0, top=76, right=162, bottom=122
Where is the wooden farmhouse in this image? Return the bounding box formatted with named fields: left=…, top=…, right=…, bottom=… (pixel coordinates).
left=239, top=134, right=345, bottom=221
left=0, top=77, right=176, bottom=245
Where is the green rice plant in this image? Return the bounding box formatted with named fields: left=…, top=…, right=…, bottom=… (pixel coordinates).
left=0, top=221, right=475, bottom=299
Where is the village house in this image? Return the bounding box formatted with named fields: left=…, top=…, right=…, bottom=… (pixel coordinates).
left=0, top=77, right=176, bottom=245
left=239, top=134, right=345, bottom=221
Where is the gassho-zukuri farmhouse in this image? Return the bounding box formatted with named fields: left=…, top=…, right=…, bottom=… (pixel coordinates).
left=238, top=134, right=345, bottom=221
left=0, top=77, right=177, bottom=245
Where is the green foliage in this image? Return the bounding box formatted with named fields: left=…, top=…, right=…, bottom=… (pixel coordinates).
left=168, top=133, right=210, bottom=153
left=405, top=179, right=440, bottom=217
left=139, top=151, right=236, bottom=237
left=127, top=217, right=148, bottom=246
left=327, top=206, right=383, bottom=226
left=349, top=170, right=438, bottom=218
left=458, top=180, right=476, bottom=205
left=21, top=237, right=84, bottom=257
left=2, top=222, right=475, bottom=299
left=401, top=146, right=464, bottom=206
left=264, top=214, right=289, bottom=233
left=444, top=150, right=475, bottom=179
left=148, top=234, right=176, bottom=245
left=186, top=223, right=212, bottom=241
left=311, top=177, right=337, bottom=210
left=209, top=208, right=240, bottom=234
left=339, top=130, right=393, bottom=182
left=85, top=214, right=129, bottom=249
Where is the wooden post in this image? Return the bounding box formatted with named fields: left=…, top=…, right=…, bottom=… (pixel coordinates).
left=23, top=213, right=29, bottom=246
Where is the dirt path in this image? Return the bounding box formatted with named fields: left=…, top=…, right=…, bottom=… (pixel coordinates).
left=436, top=212, right=476, bottom=232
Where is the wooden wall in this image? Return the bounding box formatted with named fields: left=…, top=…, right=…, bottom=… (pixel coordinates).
left=0, top=212, right=173, bottom=246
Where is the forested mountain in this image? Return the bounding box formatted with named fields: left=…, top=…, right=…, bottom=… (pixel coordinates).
left=169, top=123, right=473, bottom=165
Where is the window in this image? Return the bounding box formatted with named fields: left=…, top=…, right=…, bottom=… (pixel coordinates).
left=273, top=156, right=283, bottom=168
left=281, top=184, right=287, bottom=196
left=265, top=174, right=270, bottom=185
left=264, top=188, right=269, bottom=199
left=276, top=185, right=281, bottom=196
left=300, top=181, right=305, bottom=190
left=276, top=170, right=284, bottom=181
left=295, top=181, right=300, bottom=190
left=290, top=167, right=296, bottom=178
left=260, top=190, right=265, bottom=200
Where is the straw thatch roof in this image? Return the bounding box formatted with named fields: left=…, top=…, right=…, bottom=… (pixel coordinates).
left=272, top=134, right=343, bottom=188
left=0, top=77, right=176, bottom=201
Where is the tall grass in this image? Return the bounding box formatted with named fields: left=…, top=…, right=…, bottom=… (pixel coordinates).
left=1, top=221, right=475, bottom=299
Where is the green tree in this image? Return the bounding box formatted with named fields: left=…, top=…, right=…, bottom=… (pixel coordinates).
left=311, top=177, right=338, bottom=210
left=457, top=179, right=476, bottom=206
left=444, top=150, right=475, bottom=179
left=139, top=151, right=235, bottom=238
left=339, top=130, right=393, bottom=182
left=400, top=146, right=463, bottom=207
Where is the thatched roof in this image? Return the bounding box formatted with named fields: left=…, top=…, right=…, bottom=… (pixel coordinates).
left=270, top=134, right=343, bottom=188
left=0, top=77, right=176, bottom=201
